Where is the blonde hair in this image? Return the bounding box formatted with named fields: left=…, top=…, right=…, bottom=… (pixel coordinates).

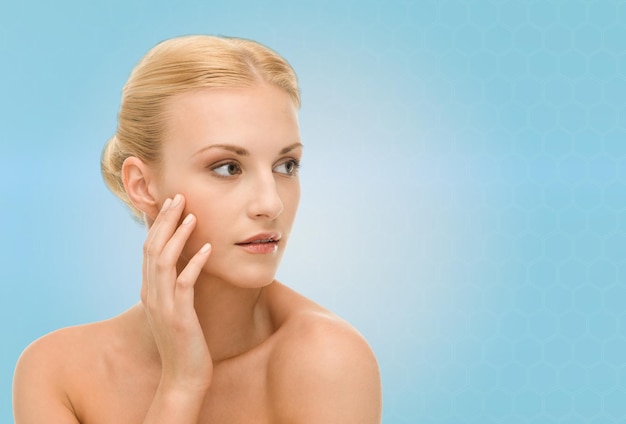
left=101, top=35, right=300, bottom=220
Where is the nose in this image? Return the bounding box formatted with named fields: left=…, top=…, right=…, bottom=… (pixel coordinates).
left=247, top=173, right=284, bottom=220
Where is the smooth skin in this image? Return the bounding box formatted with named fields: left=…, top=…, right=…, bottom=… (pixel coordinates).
left=13, top=84, right=382, bottom=423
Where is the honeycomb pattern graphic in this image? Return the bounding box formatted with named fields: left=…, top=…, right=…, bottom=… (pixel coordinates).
left=361, top=1, right=626, bottom=423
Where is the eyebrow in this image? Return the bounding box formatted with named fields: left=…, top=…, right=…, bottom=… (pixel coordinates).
left=193, top=142, right=303, bottom=157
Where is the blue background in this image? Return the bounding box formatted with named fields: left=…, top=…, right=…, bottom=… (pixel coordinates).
left=2, top=1, right=625, bottom=422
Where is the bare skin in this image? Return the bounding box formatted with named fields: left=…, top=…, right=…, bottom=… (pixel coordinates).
left=14, top=282, right=380, bottom=423
left=13, top=84, right=382, bottom=423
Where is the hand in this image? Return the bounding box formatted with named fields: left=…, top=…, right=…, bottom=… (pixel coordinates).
left=141, top=193, right=213, bottom=394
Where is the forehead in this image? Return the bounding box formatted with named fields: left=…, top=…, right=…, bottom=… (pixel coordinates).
left=161, top=84, right=299, bottom=156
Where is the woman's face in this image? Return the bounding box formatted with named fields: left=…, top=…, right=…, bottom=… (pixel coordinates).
left=155, top=84, right=301, bottom=288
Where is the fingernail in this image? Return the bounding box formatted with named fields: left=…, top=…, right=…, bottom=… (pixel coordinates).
left=182, top=214, right=194, bottom=225
left=200, top=243, right=211, bottom=253
left=161, top=198, right=172, bottom=211
left=171, top=194, right=182, bottom=208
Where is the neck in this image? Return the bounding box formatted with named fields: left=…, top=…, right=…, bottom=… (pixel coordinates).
left=134, top=266, right=276, bottom=366
left=191, top=272, right=274, bottom=364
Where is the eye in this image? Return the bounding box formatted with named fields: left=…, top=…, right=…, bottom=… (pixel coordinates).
left=274, top=159, right=300, bottom=176
left=211, top=161, right=242, bottom=177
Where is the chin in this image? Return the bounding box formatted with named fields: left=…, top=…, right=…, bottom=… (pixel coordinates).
left=202, top=261, right=279, bottom=289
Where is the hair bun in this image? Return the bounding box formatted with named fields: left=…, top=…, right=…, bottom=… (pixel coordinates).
left=101, top=134, right=131, bottom=210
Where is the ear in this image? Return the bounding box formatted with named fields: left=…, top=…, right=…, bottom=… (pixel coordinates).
left=122, top=156, right=161, bottom=222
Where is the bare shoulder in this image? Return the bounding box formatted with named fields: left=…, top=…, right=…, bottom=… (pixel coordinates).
left=13, top=320, right=109, bottom=423
left=266, top=283, right=382, bottom=423
left=13, top=311, right=138, bottom=423
left=15, top=316, right=119, bottom=378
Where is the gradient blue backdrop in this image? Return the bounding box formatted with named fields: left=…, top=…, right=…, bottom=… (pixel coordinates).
left=2, top=1, right=625, bottom=422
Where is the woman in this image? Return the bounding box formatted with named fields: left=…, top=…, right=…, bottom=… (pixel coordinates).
left=13, top=35, right=382, bottom=423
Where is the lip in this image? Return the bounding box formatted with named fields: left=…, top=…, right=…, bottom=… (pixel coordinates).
left=235, top=232, right=282, bottom=245
left=235, top=232, right=281, bottom=255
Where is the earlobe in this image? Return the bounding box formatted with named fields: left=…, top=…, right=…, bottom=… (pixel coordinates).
left=122, top=157, right=160, bottom=221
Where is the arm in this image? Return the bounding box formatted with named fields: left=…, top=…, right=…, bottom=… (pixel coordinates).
left=270, top=316, right=383, bottom=424
left=139, top=194, right=213, bottom=423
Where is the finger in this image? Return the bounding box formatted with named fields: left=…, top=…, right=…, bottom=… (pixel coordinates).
left=141, top=196, right=172, bottom=304
left=145, top=194, right=184, bottom=258
left=174, top=243, right=212, bottom=312
left=157, top=213, right=199, bottom=286
left=142, top=197, right=172, bottom=260
left=145, top=194, right=187, bottom=307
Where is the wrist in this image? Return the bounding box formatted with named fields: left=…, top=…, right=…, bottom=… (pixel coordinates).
left=143, top=383, right=209, bottom=423
left=158, top=378, right=211, bottom=398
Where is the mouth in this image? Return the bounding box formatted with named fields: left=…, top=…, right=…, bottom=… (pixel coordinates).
left=235, top=232, right=282, bottom=254
left=235, top=232, right=282, bottom=245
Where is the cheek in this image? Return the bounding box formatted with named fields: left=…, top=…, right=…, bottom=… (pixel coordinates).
left=182, top=189, right=235, bottom=244
left=281, top=183, right=301, bottom=214
left=179, top=213, right=221, bottom=261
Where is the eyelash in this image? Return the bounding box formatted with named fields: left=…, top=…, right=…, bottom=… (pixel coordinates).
left=275, top=159, right=301, bottom=176
left=211, top=161, right=242, bottom=178
left=209, top=159, right=301, bottom=179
